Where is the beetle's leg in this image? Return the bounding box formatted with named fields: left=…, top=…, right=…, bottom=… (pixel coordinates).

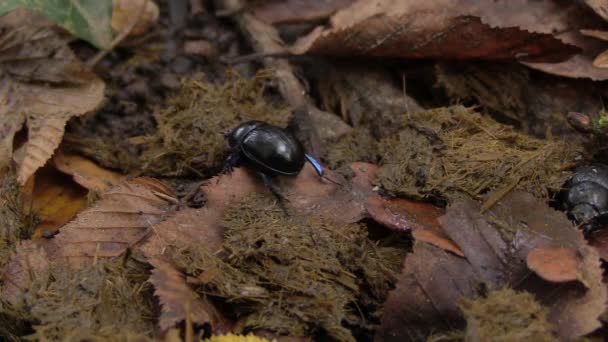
left=258, top=171, right=289, bottom=214
left=304, top=153, right=324, bottom=177
left=217, top=152, right=241, bottom=184
left=220, top=151, right=241, bottom=175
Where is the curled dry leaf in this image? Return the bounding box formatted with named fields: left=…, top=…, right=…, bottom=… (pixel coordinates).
left=584, top=0, right=608, bottom=23
left=291, top=0, right=582, bottom=62
left=293, top=0, right=608, bottom=80
left=378, top=191, right=606, bottom=340
left=251, top=0, right=355, bottom=24
left=365, top=195, right=464, bottom=256
left=52, top=177, right=176, bottom=267
left=0, top=10, right=105, bottom=184
left=28, top=164, right=88, bottom=238
left=148, top=257, right=231, bottom=333
left=526, top=247, right=580, bottom=283
left=53, top=151, right=126, bottom=191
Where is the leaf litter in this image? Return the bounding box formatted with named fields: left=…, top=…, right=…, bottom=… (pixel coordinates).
left=377, top=191, right=606, bottom=341
left=0, top=9, right=105, bottom=185
left=4, top=0, right=608, bottom=340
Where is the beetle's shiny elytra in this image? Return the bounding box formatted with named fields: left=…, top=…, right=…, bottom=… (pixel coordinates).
left=224, top=120, right=323, bottom=177
left=563, top=164, right=608, bottom=232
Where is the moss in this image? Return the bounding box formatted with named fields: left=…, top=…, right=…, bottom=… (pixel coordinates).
left=0, top=174, right=31, bottom=277
left=3, top=256, right=158, bottom=341
left=375, top=106, right=580, bottom=201
left=140, top=71, right=290, bottom=177
left=459, top=288, right=555, bottom=342
left=172, top=195, right=406, bottom=341
left=323, top=128, right=378, bottom=169
left=64, top=71, right=290, bottom=177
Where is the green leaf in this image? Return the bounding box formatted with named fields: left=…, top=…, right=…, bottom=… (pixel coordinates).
left=0, top=0, right=112, bottom=49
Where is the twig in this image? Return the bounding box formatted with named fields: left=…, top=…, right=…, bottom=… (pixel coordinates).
left=216, top=0, right=325, bottom=156
left=86, top=0, right=151, bottom=67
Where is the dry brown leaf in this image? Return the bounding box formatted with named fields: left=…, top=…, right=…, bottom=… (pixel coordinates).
left=112, top=0, right=159, bottom=37
left=377, top=243, right=475, bottom=341
left=291, top=0, right=608, bottom=80
left=365, top=195, right=464, bottom=256
left=526, top=247, right=580, bottom=283
left=149, top=257, right=232, bottom=333
left=53, top=177, right=176, bottom=267
left=378, top=191, right=606, bottom=340
left=585, top=0, right=608, bottom=22
left=251, top=0, right=355, bottom=24
left=29, top=165, right=88, bottom=238
left=53, top=150, right=126, bottom=191
left=0, top=10, right=105, bottom=184
left=1, top=240, right=50, bottom=306
left=291, top=0, right=582, bottom=62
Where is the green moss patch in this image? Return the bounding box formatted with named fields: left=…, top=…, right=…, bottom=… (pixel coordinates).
left=323, top=128, right=378, bottom=170
left=140, top=71, right=290, bottom=177
left=172, top=195, right=406, bottom=341
left=460, top=288, right=555, bottom=341
left=375, top=105, right=580, bottom=201
left=2, top=257, right=158, bottom=341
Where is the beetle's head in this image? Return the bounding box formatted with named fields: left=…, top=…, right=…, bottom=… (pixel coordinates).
left=225, top=120, right=265, bottom=148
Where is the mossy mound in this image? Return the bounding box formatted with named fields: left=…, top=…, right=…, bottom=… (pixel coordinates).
left=323, top=128, right=378, bottom=169
left=64, top=71, right=290, bottom=177
left=0, top=174, right=30, bottom=277
left=140, top=71, right=290, bottom=177
left=460, top=288, right=555, bottom=342
left=375, top=105, right=580, bottom=201
left=172, top=195, right=406, bottom=341
left=2, top=257, right=158, bottom=341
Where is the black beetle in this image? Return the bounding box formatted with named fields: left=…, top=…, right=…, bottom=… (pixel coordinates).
left=222, top=120, right=324, bottom=200
left=562, top=164, right=608, bottom=233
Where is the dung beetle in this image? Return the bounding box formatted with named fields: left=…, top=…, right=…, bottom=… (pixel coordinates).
left=562, top=164, right=608, bottom=233
left=222, top=120, right=324, bottom=200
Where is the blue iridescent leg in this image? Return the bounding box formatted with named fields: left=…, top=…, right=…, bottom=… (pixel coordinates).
left=304, top=153, right=324, bottom=177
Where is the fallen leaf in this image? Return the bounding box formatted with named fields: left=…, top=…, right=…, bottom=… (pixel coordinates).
left=53, top=150, right=126, bottom=191
left=526, top=247, right=580, bottom=283
left=593, top=48, right=608, bottom=67
left=1, top=240, right=49, bottom=306
left=366, top=196, right=443, bottom=232
left=584, top=0, right=608, bottom=22
left=291, top=0, right=582, bottom=62
left=365, top=195, right=464, bottom=256
left=149, top=257, right=232, bottom=333
left=0, top=10, right=105, bottom=184
left=53, top=177, right=176, bottom=267
left=378, top=191, right=606, bottom=340
left=29, top=164, right=88, bottom=238
left=0, top=1, right=112, bottom=49
left=112, top=0, right=159, bottom=37
left=376, top=243, right=475, bottom=341
left=251, top=0, right=355, bottom=24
